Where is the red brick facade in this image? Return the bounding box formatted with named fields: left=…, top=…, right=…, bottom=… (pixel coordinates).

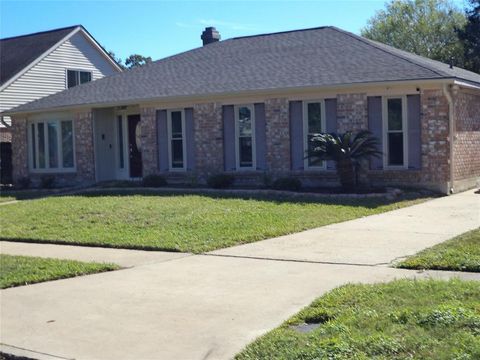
left=10, top=86, right=480, bottom=193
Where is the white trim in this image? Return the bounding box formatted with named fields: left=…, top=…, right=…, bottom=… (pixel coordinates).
left=167, top=109, right=187, bottom=172
left=303, top=99, right=326, bottom=170
left=382, top=96, right=408, bottom=169
left=234, top=104, right=256, bottom=171
left=27, top=118, right=76, bottom=173
left=65, top=68, right=93, bottom=89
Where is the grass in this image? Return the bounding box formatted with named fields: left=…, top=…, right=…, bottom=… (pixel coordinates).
left=0, top=189, right=430, bottom=253
left=0, top=254, right=119, bottom=289
left=0, top=189, right=60, bottom=203
left=237, top=279, right=480, bottom=360
left=397, top=228, right=480, bottom=272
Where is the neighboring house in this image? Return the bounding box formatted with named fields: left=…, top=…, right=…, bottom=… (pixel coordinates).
left=4, top=26, right=480, bottom=193
left=0, top=25, right=123, bottom=182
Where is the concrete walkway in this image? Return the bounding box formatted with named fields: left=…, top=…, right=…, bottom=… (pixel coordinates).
left=1, top=190, right=479, bottom=360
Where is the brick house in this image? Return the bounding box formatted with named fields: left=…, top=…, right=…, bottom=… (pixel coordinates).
left=4, top=26, right=480, bottom=194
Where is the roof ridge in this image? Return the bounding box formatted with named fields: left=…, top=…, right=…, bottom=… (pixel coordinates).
left=328, top=26, right=450, bottom=78
left=232, top=26, right=331, bottom=40
left=0, top=25, right=80, bottom=42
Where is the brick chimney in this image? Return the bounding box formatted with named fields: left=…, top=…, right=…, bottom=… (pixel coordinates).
left=201, top=27, right=221, bottom=46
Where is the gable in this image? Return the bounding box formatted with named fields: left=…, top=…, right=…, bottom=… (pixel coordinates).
left=0, top=31, right=120, bottom=114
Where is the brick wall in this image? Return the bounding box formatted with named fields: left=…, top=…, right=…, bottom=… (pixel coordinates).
left=11, top=116, right=28, bottom=182
left=193, top=102, right=223, bottom=179
left=265, top=98, right=290, bottom=173
left=453, top=90, right=480, bottom=187
left=336, top=93, right=368, bottom=132
left=140, top=107, right=158, bottom=176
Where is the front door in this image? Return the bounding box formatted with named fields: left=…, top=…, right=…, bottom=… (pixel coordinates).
left=127, top=114, right=142, bottom=178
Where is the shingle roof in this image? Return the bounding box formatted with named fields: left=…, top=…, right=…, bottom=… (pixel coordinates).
left=0, top=25, right=79, bottom=86
left=6, top=26, right=480, bottom=114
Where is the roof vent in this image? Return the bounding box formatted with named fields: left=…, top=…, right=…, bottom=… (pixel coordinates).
left=201, top=27, right=220, bottom=46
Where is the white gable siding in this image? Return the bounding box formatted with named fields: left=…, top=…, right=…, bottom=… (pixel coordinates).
left=0, top=31, right=119, bottom=117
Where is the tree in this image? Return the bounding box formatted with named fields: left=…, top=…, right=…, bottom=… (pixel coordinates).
left=308, top=131, right=382, bottom=192
left=361, top=0, right=466, bottom=66
left=107, top=50, right=125, bottom=70
left=125, top=54, right=152, bottom=69
left=457, top=0, right=480, bottom=73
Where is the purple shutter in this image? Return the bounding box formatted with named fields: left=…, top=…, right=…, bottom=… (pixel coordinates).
left=254, top=103, right=266, bottom=170
left=368, top=97, right=383, bottom=170
left=407, top=95, right=421, bottom=169
left=223, top=105, right=236, bottom=171
left=325, top=98, right=337, bottom=170
left=156, top=110, right=169, bottom=171
left=290, top=101, right=304, bottom=170
left=185, top=108, right=196, bottom=171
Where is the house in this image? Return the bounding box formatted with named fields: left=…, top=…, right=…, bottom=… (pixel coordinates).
left=3, top=26, right=480, bottom=193
left=0, top=25, right=123, bottom=182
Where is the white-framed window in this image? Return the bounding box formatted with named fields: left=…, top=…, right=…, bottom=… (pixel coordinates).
left=383, top=96, right=408, bottom=169
left=66, top=69, right=92, bottom=88
left=167, top=109, right=187, bottom=171
left=28, top=119, right=75, bottom=172
left=303, top=100, right=326, bottom=169
left=235, top=104, right=256, bottom=170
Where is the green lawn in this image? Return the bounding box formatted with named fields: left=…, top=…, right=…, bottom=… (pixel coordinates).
left=237, top=279, right=480, bottom=360
left=0, top=189, right=429, bottom=253
left=0, top=189, right=59, bottom=203
left=0, top=254, right=119, bottom=289
left=397, top=228, right=480, bottom=272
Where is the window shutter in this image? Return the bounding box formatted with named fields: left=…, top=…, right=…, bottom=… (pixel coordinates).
left=185, top=108, right=196, bottom=171
left=407, top=95, right=421, bottom=169
left=223, top=105, right=236, bottom=171
left=289, top=101, right=304, bottom=170
left=156, top=110, right=169, bottom=171
left=325, top=98, right=337, bottom=170
left=254, top=103, right=267, bottom=170
left=367, top=96, right=383, bottom=170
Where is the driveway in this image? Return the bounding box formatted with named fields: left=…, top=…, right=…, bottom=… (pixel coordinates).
left=1, top=190, right=479, bottom=360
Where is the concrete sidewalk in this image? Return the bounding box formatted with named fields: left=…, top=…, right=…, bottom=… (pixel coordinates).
left=1, top=189, right=479, bottom=360
left=211, top=189, right=480, bottom=265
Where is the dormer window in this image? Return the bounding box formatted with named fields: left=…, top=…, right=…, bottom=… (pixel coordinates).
left=67, top=69, right=92, bottom=88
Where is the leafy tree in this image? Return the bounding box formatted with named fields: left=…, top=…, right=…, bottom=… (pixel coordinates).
left=308, top=131, right=382, bottom=192
left=361, top=0, right=466, bottom=66
left=125, top=54, right=153, bottom=69
left=107, top=50, right=125, bottom=69
left=456, top=0, right=480, bottom=73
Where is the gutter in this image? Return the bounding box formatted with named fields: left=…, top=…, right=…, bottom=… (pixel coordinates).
left=442, top=83, right=455, bottom=194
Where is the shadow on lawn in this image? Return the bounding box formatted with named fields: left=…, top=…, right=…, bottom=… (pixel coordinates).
left=62, top=187, right=435, bottom=209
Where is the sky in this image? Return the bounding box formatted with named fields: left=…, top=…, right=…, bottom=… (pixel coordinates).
left=0, top=0, right=469, bottom=62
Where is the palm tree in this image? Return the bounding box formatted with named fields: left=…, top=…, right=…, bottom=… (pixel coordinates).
left=308, top=130, right=382, bottom=192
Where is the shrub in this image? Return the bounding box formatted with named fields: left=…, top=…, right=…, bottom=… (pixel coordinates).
left=40, top=176, right=55, bottom=189
left=272, top=177, right=302, bottom=191
left=16, top=177, right=31, bottom=189
left=142, top=174, right=167, bottom=187
left=207, top=174, right=235, bottom=189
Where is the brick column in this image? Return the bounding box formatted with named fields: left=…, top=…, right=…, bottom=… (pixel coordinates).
left=265, top=98, right=290, bottom=173
left=140, top=107, right=158, bottom=176
left=11, top=116, right=28, bottom=183
left=193, top=102, right=223, bottom=179
left=336, top=93, right=368, bottom=132
left=74, top=111, right=96, bottom=183
left=420, top=89, right=450, bottom=186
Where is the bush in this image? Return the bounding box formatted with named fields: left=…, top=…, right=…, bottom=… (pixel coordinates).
left=207, top=174, right=235, bottom=189
left=16, top=177, right=31, bottom=189
left=272, top=177, right=302, bottom=191
left=40, top=176, right=55, bottom=189
left=142, top=174, right=167, bottom=187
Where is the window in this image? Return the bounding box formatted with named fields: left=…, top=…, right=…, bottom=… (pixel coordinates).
left=383, top=97, right=407, bottom=167
left=167, top=110, right=186, bottom=170
left=303, top=100, right=325, bottom=169
left=235, top=105, right=255, bottom=169
left=67, top=70, right=92, bottom=88
left=29, top=120, right=75, bottom=171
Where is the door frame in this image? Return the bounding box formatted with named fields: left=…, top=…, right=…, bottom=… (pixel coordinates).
left=114, top=108, right=141, bottom=180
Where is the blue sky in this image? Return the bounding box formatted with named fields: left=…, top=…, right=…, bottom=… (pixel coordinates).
left=0, top=0, right=468, bottom=61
